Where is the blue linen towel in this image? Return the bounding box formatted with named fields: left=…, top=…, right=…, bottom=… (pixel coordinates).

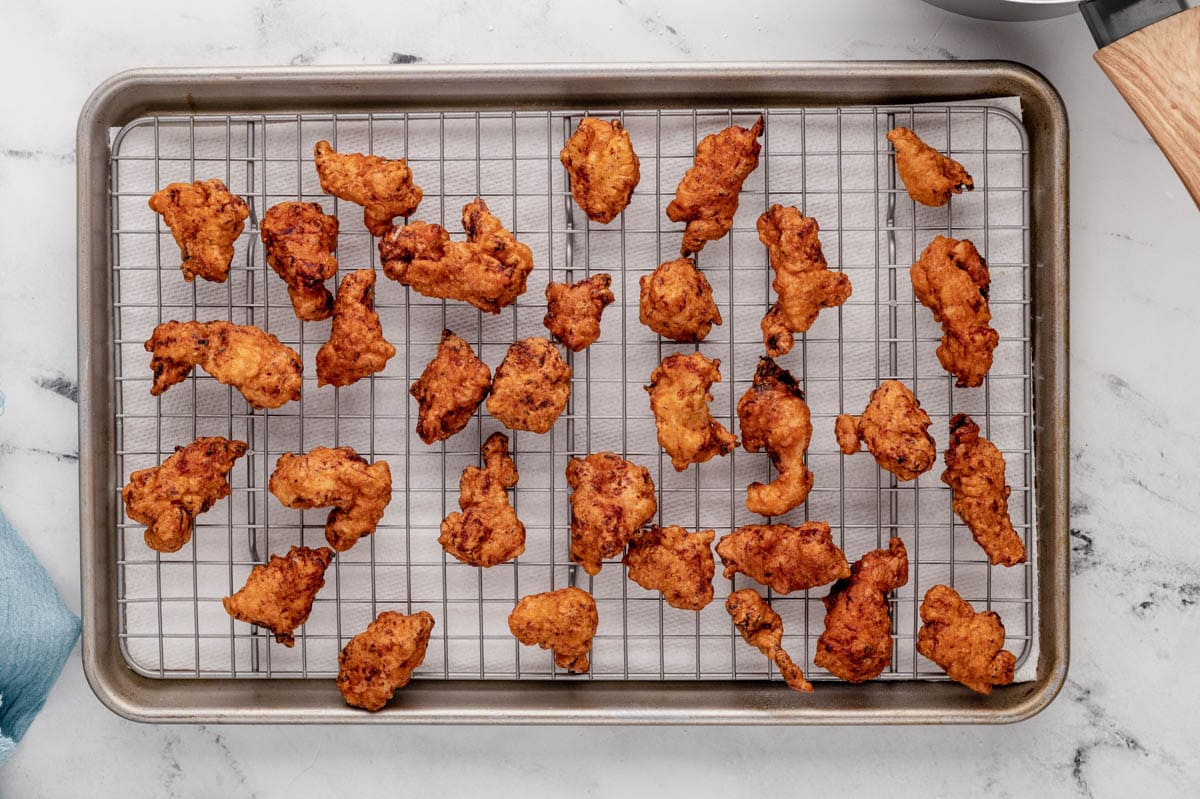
left=0, top=507, right=81, bottom=764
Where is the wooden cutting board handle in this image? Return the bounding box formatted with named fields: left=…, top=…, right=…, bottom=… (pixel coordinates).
left=1094, top=6, right=1200, bottom=209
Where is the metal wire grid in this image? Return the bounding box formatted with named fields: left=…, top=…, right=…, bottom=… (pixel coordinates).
left=108, top=102, right=1035, bottom=682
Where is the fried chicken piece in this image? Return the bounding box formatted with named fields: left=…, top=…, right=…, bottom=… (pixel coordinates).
left=646, top=352, right=736, bottom=471
left=559, top=117, right=641, bottom=224
left=942, top=413, right=1026, bottom=566
left=315, top=269, right=396, bottom=387
left=379, top=198, right=534, bottom=313
left=887, top=127, right=974, bottom=207
left=337, top=610, right=434, bottom=711
left=737, top=357, right=813, bottom=516
left=486, top=337, right=572, bottom=434
left=814, top=537, right=909, bottom=683
left=543, top=273, right=615, bottom=352
left=566, top=452, right=657, bottom=576
left=122, top=436, right=248, bottom=553
left=508, top=587, right=598, bottom=673
left=313, top=140, right=423, bottom=236
left=666, top=116, right=764, bottom=255
left=149, top=179, right=249, bottom=283
left=757, top=205, right=852, bottom=357
left=623, top=525, right=716, bottom=611
left=269, top=447, right=392, bottom=552
left=260, top=201, right=339, bottom=321
left=917, top=584, right=1016, bottom=694
left=439, top=433, right=524, bottom=567
left=222, top=546, right=334, bottom=646
left=726, top=589, right=812, bottom=692
left=835, top=380, right=936, bottom=481
left=410, top=330, right=491, bottom=445
left=145, top=320, right=302, bottom=410
left=716, top=522, right=850, bottom=594
left=638, top=257, right=723, bottom=342
left=911, top=236, right=999, bottom=388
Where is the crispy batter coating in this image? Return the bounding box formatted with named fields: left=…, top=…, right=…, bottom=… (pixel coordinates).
left=887, top=127, right=974, bottom=207
left=918, top=584, right=1016, bottom=694
left=911, top=236, right=999, bottom=388
left=726, top=589, right=812, bottom=692
left=379, top=198, right=534, bottom=314
left=222, top=546, right=334, bottom=646
left=508, top=587, right=598, bottom=673
left=439, top=433, right=524, bottom=567
left=410, top=329, right=491, bottom=445
left=566, top=452, right=657, bottom=576
left=757, top=205, right=852, bottom=357
left=737, top=358, right=813, bottom=516
left=486, top=337, right=572, bottom=434
left=315, top=269, right=396, bottom=387
left=623, top=525, right=716, bottom=611
left=835, top=380, right=936, bottom=481
left=337, top=610, right=434, bottom=711
left=122, top=437, right=248, bottom=553
left=942, top=413, right=1026, bottom=566
left=666, top=116, right=764, bottom=255
left=260, top=201, right=339, bottom=321
left=314, top=140, right=423, bottom=236
left=638, top=257, right=723, bottom=342
left=646, top=352, right=737, bottom=471
left=559, top=117, right=641, bottom=223
left=716, top=522, right=850, bottom=595
left=145, top=321, right=302, bottom=410
left=149, top=179, right=249, bottom=283
left=543, top=273, right=615, bottom=352
left=269, top=447, right=392, bottom=552
left=814, top=537, right=909, bottom=683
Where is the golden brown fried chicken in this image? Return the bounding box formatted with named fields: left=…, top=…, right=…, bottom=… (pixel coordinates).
left=737, top=358, right=813, bottom=516
left=887, top=127, right=974, bottom=207
left=566, top=452, right=657, bottom=576
left=559, top=117, right=641, bottom=224
left=942, top=413, right=1026, bottom=566
left=269, top=447, right=392, bottom=552
left=122, top=436, right=248, bottom=553
left=337, top=610, right=434, bottom=711
left=646, top=352, right=737, bottom=471
left=315, top=269, right=396, bottom=387
left=917, top=584, right=1016, bottom=694
left=623, top=525, right=716, bottom=611
left=543, top=273, right=615, bottom=352
left=638, top=257, right=723, bottom=343
left=260, top=201, right=339, bottom=321
left=508, top=587, right=598, bottom=673
left=666, top=116, right=764, bottom=255
left=149, top=179, right=249, bottom=283
left=380, top=198, right=534, bottom=313
left=410, top=330, right=492, bottom=445
left=814, top=537, right=908, bottom=683
left=145, top=320, right=302, bottom=410
left=726, top=589, right=812, bottom=692
left=757, top=205, right=852, bottom=357
left=835, top=380, right=936, bottom=481
left=486, top=338, right=572, bottom=434
left=439, top=433, right=524, bottom=567
left=222, top=545, right=334, bottom=646
left=314, top=140, right=423, bottom=236
left=911, top=236, right=999, bottom=388
left=716, top=522, right=850, bottom=595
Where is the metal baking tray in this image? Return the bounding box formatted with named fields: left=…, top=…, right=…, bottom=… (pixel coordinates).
left=78, top=62, right=1068, bottom=724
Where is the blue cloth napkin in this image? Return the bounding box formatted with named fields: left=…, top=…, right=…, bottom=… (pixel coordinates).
left=0, top=507, right=80, bottom=765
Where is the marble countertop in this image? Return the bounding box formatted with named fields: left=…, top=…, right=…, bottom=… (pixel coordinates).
left=3, top=0, right=1198, bottom=795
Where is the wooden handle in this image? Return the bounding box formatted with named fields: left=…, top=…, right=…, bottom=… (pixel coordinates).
left=1094, top=6, right=1200, bottom=209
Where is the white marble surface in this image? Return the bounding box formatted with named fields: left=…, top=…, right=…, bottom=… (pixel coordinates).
left=2, top=0, right=1198, bottom=795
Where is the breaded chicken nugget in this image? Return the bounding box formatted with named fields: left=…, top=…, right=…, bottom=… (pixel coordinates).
left=918, top=584, right=1016, bottom=694
left=486, top=338, right=571, bottom=434
left=560, top=117, right=641, bottom=223
left=338, top=610, right=434, bottom=711
left=942, top=413, right=1026, bottom=566
left=716, top=522, right=849, bottom=595
left=543, top=273, right=615, bottom=352
left=726, top=589, right=812, bottom=692
left=316, top=269, right=396, bottom=387
left=638, top=257, right=723, bottom=343
left=269, top=447, right=392, bottom=552
left=223, top=545, right=334, bottom=646
left=624, top=525, right=716, bottom=611
left=737, top=357, right=813, bottom=516
left=410, top=329, right=492, bottom=445
left=887, top=127, right=974, bottom=207
left=508, top=587, right=598, bottom=673
left=646, top=352, right=736, bottom=471
left=260, top=201, right=339, bottom=321
left=149, top=179, right=249, bottom=283
left=439, top=433, right=525, bottom=567
left=314, top=140, right=423, bottom=236
left=566, top=452, right=657, bottom=576
left=835, top=380, right=936, bottom=481
left=911, top=236, right=998, bottom=388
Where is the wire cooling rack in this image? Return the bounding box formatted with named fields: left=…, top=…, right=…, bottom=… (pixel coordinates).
left=109, top=103, right=1034, bottom=682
